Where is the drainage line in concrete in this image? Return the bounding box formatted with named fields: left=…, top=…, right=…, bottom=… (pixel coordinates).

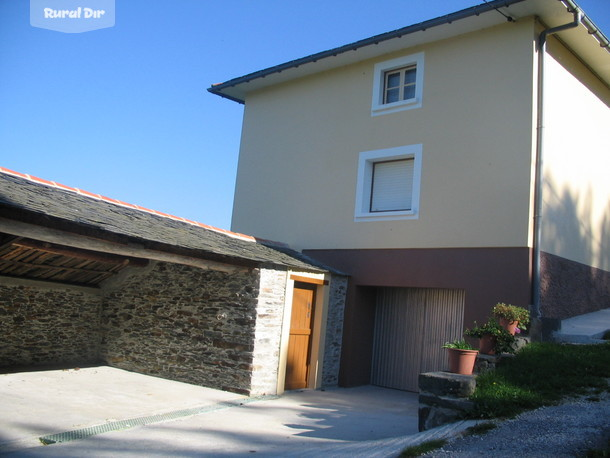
left=39, top=395, right=279, bottom=445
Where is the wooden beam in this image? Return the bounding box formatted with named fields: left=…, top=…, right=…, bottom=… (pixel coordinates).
left=12, top=239, right=148, bottom=267
left=0, top=218, right=249, bottom=274
left=290, top=274, right=328, bottom=285
left=0, top=258, right=118, bottom=277
left=0, top=236, right=22, bottom=252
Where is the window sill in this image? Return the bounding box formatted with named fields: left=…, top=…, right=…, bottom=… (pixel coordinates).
left=354, top=210, right=418, bottom=222
left=371, top=97, right=421, bottom=116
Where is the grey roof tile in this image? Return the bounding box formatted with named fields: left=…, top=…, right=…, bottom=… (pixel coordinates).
left=0, top=171, right=332, bottom=273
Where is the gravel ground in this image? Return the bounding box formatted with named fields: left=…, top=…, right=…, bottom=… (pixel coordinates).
left=426, top=393, right=610, bottom=457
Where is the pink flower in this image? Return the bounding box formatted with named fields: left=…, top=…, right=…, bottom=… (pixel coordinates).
left=515, top=327, right=521, bottom=334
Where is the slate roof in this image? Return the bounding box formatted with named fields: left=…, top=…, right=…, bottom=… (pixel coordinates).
left=0, top=168, right=334, bottom=274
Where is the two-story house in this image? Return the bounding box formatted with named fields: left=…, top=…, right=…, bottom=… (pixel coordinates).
left=209, top=0, right=610, bottom=391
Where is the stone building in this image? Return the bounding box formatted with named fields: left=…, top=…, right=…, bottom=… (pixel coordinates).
left=0, top=168, right=347, bottom=396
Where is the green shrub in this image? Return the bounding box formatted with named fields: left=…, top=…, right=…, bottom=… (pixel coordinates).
left=464, top=319, right=516, bottom=354
left=442, top=339, right=475, bottom=350
left=492, top=303, right=530, bottom=330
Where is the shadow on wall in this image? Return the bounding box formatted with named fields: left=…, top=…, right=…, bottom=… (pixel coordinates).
left=541, top=174, right=610, bottom=319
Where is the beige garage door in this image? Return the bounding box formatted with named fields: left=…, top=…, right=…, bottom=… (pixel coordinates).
left=371, top=287, right=465, bottom=392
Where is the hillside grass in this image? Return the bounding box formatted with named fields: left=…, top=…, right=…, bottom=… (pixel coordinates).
left=469, top=342, right=610, bottom=419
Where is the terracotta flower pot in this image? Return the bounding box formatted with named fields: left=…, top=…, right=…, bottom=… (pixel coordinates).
left=447, top=348, right=479, bottom=375
left=479, top=334, right=496, bottom=355
left=499, top=318, right=519, bottom=335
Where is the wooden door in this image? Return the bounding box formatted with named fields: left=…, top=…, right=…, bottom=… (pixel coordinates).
left=285, top=283, right=316, bottom=390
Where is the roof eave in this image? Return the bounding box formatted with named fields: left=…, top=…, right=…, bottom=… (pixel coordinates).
left=208, top=0, right=609, bottom=103
left=207, top=0, right=528, bottom=103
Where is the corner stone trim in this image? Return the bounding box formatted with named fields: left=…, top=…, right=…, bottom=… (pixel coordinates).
left=322, top=275, right=347, bottom=387
left=249, top=268, right=288, bottom=396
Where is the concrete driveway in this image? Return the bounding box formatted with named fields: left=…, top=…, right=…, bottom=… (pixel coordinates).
left=0, top=366, right=420, bottom=456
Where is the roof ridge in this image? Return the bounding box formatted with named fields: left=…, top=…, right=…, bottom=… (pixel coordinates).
left=0, top=166, right=257, bottom=244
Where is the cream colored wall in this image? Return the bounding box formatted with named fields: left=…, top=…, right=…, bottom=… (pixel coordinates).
left=541, top=39, right=610, bottom=271
left=232, top=20, right=538, bottom=251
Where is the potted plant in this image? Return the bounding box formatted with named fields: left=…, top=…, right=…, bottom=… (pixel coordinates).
left=442, top=339, right=479, bottom=375
left=492, top=303, right=530, bottom=335
left=465, top=319, right=516, bottom=355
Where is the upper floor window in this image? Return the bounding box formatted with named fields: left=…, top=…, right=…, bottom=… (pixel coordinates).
left=384, top=66, right=416, bottom=104
left=371, top=52, right=424, bottom=116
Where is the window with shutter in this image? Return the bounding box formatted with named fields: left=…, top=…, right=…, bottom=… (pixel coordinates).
left=370, top=159, right=414, bottom=212
left=354, top=145, right=422, bottom=222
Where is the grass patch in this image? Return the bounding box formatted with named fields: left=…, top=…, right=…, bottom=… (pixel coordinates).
left=464, top=422, right=497, bottom=436
left=400, top=439, right=447, bottom=457
left=469, top=342, right=610, bottom=419
left=586, top=437, right=610, bottom=457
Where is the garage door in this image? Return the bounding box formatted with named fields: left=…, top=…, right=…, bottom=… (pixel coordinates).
left=371, top=287, right=465, bottom=392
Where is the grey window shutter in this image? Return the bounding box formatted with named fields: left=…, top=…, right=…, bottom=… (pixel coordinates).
left=370, top=159, right=413, bottom=212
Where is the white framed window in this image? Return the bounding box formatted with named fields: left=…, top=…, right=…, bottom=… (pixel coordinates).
left=354, top=144, right=422, bottom=222
left=371, top=52, right=424, bottom=116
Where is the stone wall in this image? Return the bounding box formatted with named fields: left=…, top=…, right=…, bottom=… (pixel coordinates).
left=322, top=275, right=347, bottom=387
left=249, top=267, right=288, bottom=396
left=1, top=259, right=346, bottom=396
left=101, top=262, right=261, bottom=395
left=0, top=280, right=102, bottom=368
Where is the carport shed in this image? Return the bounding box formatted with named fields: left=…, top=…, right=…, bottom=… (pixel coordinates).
left=0, top=168, right=347, bottom=396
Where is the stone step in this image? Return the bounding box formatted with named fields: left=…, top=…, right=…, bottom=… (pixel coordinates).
left=419, top=371, right=476, bottom=398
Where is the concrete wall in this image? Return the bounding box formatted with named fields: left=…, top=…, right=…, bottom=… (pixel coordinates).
left=232, top=19, right=537, bottom=251
left=0, top=279, right=102, bottom=368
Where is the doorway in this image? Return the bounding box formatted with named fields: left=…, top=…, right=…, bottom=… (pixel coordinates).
left=285, top=282, right=316, bottom=390
left=371, top=287, right=465, bottom=392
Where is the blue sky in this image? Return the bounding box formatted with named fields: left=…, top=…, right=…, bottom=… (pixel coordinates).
left=1, top=0, right=608, bottom=230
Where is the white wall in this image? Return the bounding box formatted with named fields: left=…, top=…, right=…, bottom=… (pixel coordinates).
left=541, top=38, right=610, bottom=271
